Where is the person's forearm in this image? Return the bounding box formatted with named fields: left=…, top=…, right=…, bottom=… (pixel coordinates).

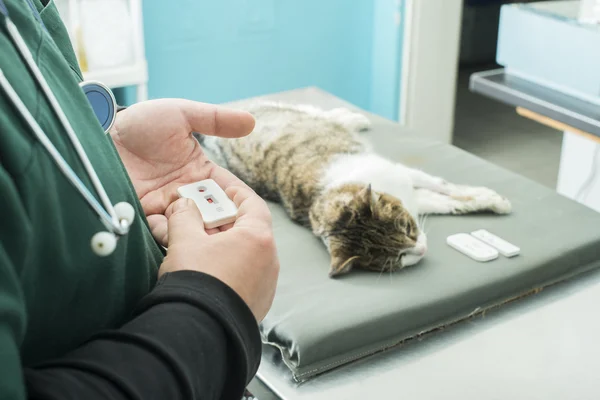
left=23, top=271, right=261, bottom=400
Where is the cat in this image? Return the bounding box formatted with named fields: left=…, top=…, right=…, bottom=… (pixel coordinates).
left=197, top=102, right=511, bottom=278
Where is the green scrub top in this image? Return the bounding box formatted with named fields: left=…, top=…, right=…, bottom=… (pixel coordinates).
left=0, top=0, right=164, bottom=397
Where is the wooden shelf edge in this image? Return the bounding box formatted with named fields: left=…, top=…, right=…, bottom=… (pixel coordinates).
left=516, top=107, right=600, bottom=144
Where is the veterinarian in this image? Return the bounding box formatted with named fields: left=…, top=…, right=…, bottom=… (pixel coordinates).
left=0, top=0, right=279, bottom=399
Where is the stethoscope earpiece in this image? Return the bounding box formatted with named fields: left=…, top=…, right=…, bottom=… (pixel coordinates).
left=91, top=231, right=118, bottom=257
left=90, top=201, right=135, bottom=256
left=114, top=202, right=135, bottom=226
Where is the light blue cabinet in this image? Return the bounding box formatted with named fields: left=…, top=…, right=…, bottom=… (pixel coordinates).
left=496, top=1, right=600, bottom=100
left=121, top=0, right=405, bottom=120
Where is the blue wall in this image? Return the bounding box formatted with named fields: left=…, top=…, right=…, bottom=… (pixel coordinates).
left=120, top=1, right=405, bottom=120
left=370, top=0, right=405, bottom=121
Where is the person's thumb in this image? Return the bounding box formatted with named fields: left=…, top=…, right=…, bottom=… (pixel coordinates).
left=166, top=198, right=207, bottom=247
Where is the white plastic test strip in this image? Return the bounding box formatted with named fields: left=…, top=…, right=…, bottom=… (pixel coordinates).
left=446, top=233, right=499, bottom=262
left=471, top=229, right=520, bottom=257
left=177, top=179, right=238, bottom=229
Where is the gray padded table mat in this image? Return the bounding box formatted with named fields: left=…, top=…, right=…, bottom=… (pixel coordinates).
left=227, top=88, right=600, bottom=382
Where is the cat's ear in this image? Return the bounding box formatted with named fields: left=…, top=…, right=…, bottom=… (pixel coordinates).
left=359, top=184, right=372, bottom=201
left=358, top=184, right=378, bottom=203
left=359, top=184, right=378, bottom=212
left=329, top=255, right=359, bottom=278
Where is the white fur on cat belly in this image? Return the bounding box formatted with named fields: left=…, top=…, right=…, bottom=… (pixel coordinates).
left=322, top=153, right=420, bottom=218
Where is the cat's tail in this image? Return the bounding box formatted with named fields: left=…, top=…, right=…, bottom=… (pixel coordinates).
left=239, top=101, right=372, bottom=133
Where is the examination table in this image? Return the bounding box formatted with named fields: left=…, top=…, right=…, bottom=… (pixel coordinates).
left=226, top=88, right=600, bottom=400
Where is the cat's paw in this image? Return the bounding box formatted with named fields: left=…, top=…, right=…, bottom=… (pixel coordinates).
left=326, top=108, right=372, bottom=132
left=470, top=188, right=512, bottom=214
left=486, top=194, right=512, bottom=214
left=451, top=186, right=511, bottom=214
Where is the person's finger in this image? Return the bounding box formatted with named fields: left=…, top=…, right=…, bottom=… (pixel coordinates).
left=166, top=198, right=208, bottom=247
left=180, top=100, right=255, bottom=139
left=147, top=214, right=168, bottom=246
left=159, top=198, right=219, bottom=238
left=217, top=222, right=235, bottom=232
left=225, top=186, right=272, bottom=229
left=140, top=189, right=172, bottom=217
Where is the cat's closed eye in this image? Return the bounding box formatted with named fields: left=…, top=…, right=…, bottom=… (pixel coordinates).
left=405, top=223, right=418, bottom=240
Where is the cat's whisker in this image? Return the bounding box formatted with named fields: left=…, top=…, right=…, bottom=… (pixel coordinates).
left=420, top=213, right=429, bottom=234
left=395, top=249, right=403, bottom=267
left=377, top=263, right=386, bottom=283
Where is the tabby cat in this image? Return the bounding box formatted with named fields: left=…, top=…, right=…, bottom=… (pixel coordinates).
left=198, top=102, right=511, bottom=277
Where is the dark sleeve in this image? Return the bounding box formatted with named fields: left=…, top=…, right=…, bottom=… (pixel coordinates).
left=24, top=270, right=262, bottom=400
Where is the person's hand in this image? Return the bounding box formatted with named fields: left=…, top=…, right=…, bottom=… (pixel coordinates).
left=110, top=99, right=255, bottom=242
left=160, top=186, right=280, bottom=322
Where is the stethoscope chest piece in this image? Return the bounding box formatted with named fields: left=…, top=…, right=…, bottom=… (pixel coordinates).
left=79, top=80, right=117, bottom=133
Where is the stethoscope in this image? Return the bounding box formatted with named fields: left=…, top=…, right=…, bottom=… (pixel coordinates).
left=0, top=0, right=135, bottom=256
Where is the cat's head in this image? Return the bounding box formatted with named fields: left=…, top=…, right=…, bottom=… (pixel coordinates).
left=310, top=183, right=427, bottom=277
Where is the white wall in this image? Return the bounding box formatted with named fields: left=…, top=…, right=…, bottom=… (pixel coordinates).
left=557, top=131, right=600, bottom=213
left=399, top=0, right=463, bottom=143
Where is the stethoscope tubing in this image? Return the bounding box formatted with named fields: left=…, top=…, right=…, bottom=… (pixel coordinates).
left=0, top=69, right=122, bottom=233
left=1, top=17, right=127, bottom=236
